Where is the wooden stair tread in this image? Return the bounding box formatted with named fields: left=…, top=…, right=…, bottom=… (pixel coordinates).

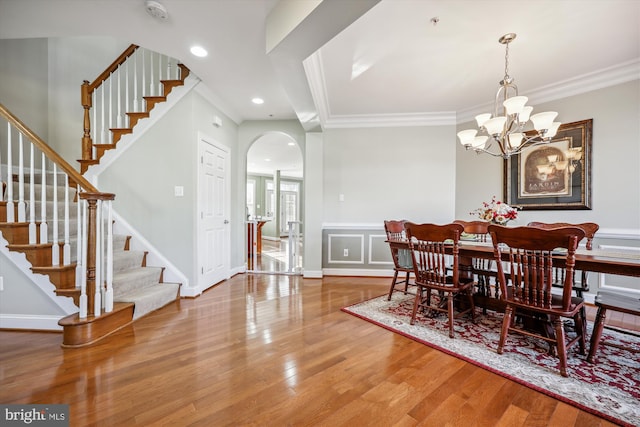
left=59, top=302, right=135, bottom=348
left=32, top=263, right=77, bottom=273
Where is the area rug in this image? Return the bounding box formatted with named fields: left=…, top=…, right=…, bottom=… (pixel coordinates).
left=342, top=293, right=640, bottom=427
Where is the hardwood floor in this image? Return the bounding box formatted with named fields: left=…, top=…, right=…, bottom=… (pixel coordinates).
left=0, top=274, right=626, bottom=426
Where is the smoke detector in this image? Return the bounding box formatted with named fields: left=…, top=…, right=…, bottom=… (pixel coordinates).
left=145, top=0, right=168, bottom=20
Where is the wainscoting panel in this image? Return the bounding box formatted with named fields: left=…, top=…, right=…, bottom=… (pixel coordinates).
left=369, top=234, right=392, bottom=265
left=322, top=227, right=393, bottom=273
left=594, top=243, right=640, bottom=297
left=327, top=234, right=365, bottom=264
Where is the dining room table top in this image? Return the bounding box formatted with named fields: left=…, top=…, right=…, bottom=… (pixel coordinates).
left=387, top=238, right=640, bottom=278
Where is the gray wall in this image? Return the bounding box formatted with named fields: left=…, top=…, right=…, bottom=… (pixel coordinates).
left=455, top=80, right=640, bottom=231
left=322, top=125, right=456, bottom=224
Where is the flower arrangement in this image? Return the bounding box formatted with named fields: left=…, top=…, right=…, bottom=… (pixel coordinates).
left=471, top=196, right=518, bottom=225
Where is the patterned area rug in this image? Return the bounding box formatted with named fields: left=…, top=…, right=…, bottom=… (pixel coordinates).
left=342, top=293, right=640, bottom=427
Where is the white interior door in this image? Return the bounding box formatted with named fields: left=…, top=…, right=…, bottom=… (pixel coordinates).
left=198, top=136, right=230, bottom=290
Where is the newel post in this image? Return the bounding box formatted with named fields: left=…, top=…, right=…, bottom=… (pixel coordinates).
left=81, top=80, right=93, bottom=161
left=80, top=192, right=115, bottom=316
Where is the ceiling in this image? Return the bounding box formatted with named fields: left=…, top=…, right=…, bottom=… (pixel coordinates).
left=1, top=0, right=639, bottom=176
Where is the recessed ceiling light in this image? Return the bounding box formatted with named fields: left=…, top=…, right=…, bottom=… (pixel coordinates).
left=264, top=158, right=271, bottom=162
left=190, top=46, right=208, bottom=57
left=252, top=98, right=264, bottom=105
left=287, top=142, right=295, bottom=146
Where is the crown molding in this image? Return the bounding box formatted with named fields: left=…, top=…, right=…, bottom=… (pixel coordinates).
left=306, top=52, right=640, bottom=129
left=324, top=112, right=457, bottom=128
left=457, top=59, right=640, bottom=124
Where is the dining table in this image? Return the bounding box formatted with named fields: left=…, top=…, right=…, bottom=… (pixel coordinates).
left=387, top=238, right=640, bottom=311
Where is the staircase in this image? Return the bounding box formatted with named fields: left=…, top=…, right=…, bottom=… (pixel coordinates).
left=79, top=45, right=190, bottom=174
left=1, top=45, right=188, bottom=347
left=0, top=172, right=181, bottom=347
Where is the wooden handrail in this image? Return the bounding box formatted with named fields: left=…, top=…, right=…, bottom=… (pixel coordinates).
left=88, top=44, right=139, bottom=92
left=2, top=102, right=115, bottom=318
left=80, top=44, right=139, bottom=162
left=0, top=102, right=107, bottom=195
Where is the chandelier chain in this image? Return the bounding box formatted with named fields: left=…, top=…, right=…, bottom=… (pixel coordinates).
left=504, top=42, right=510, bottom=81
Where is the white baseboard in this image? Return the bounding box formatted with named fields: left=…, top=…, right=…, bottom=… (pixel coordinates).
left=0, top=314, right=64, bottom=331
left=323, top=268, right=394, bottom=277
left=303, top=270, right=323, bottom=278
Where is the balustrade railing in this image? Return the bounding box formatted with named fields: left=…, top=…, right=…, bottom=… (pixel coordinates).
left=1, top=103, right=114, bottom=319
left=81, top=44, right=184, bottom=163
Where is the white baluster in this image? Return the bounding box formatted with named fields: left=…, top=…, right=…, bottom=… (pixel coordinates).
left=117, top=66, right=122, bottom=128
left=75, top=186, right=83, bottom=287
left=158, top=52, right=163, bottom=95
left=63, top=175, right=71, bottom=265
left=133, top=49, right=139, bottom=112
left=5, top=123, right=14, bottom=222
left=92, top=90, right=97, bottom=145
left=51, top=164, right=59, bottom=266
left=100, top=84, right=106, bottom=146
left=141, top=49, right=146, bottom=98
left=28, top=144, right=36, bottom=244
left=149, top=50, right=155, bottom=96
left=125, top=59, right=130, bottom=123
left=94, top=199, right=102, bottom=315
left=39, top=153, right=48, bottom=244
left=104, top=200, right=114, bottom=312
left=108, top=75, right=113, bottom=132
left=79, top=199, right=88, bottom=319
left=17, top=134, right=26, bottom=222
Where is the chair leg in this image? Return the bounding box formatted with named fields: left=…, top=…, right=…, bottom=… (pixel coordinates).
left=404, top=271, right=411, bottom=293
left=587, top=307, right=607, bottom=363
left=387, top=271, right=399, bottom=301
left=554, top=317, right=568, bottom=377
left=467, top=288, right=476, bottom=323
left=498, top=306, right=513, bottom=354
left=575, top=311, right=586, bottom=355
left=410, top=287, right=422, bottom=325
left=447, top=293, right=455, bottom=338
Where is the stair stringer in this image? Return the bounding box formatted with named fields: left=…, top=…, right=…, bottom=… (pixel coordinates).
left=83, top=73, right=201, bottom=179
left=110, top=210, right=190, bottom=294
left=0, top=234, right=78, bottom=331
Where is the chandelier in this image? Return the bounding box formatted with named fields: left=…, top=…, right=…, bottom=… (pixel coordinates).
left=457, top=33, right=561, bottom=159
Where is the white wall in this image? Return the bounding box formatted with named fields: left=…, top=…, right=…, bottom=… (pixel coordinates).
left=455, top=80, right=640, bottom=233
left=322, top=125, right=456, bottom=224
left=0, top=38, right=49, bottom=139
left=98, top=89, right=238, bottom=289
left=47, top=37, right=130, bottom=163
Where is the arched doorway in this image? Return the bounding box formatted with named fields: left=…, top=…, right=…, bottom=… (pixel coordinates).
left=246, top=132, right=304, bottom=274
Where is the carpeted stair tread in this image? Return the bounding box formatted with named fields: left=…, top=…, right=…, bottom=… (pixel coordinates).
left=112, top=266, right=163, bottom=296
left=115, top=282, right=180, bottom=320
left=113, top=234, right=128, bottom=251
left=112, top=250, right=145, bottom=272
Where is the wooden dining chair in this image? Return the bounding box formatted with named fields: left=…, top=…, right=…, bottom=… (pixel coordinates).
left=384, top=220, right=414, bottom=300
left=453, top=220, right=499, bottom=303
left=526, top=222, right=599, bottom=297
left=404, top=222, right=476, bottom=338
left=527, top=222, right=599, bottom=335
left=488, top=224, right=586, bottom=377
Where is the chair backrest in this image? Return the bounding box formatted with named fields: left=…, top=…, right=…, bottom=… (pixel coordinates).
left=384, top=220, right=412, bottom=270
left=453, top=220, right=490, bottom=242
left=404, top=222, right=464, bottom=287
left=488, top=225, right=585, bottom=311
left=527, top=222, right=599, bottom=250
left=384, top=220, right=407, bottom=240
